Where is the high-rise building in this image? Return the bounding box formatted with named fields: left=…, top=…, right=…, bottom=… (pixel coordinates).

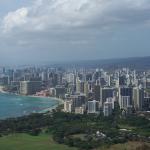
left=64, top=100, right=73, bottom=113
left=71, top=94, right=86, bottom=108
left=120, top=96, right=131, bottom=110
left=119, top=75, right=126, bottom=86
left=41, top=71, right=48, bottom=81
left=76, top=77, right=81, bottom=93
left=66, top=73, right=75, bottom=84
left=87, top=100, right=99, bottom=114
left=100, top=87, right=115, bottom=107
left=84, top=81, right=89, bottom=97
left=2, top=67, right=6, bottom=74
left=0, top=76, right=10, bottom=85
left=106, top=97, right=115, bottom=109
left=55, top=85, right=66, bottom=98
left=143, top=97, right=150, bottom=111
left=146, top=78, right=150, bottom=89
left=119, top=87, right=133, bottom=108
left=80, top=81, right=85, bottom=93
left=64, top=94, right=86, bottom=112
left=103, top=102, right=113, bottom=117
left=133, top=87, right=144, bottom=111
left=93, top=85, right=100, bottom=101
left=20, top=81, right=41, bottom=95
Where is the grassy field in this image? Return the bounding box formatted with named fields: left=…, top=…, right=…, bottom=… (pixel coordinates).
left=0, top=134, right=77, bottom=150
left=0, top=134, right=149, bottom=150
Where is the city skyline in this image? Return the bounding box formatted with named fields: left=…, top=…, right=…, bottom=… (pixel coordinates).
left=0, top=0, right=150, bottom=65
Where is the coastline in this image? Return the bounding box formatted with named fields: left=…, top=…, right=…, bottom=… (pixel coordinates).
left=29, top=95, right=64, bottom=113
left=0, top=86, right=64, bottom=115
left=0, top=85, right=8, bottom=94
left=30, top=95, right=64, bottom=104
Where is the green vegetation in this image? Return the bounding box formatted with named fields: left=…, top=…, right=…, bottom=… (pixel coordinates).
left=0, top=134, right=149, bottom=150
left=118, top=115, right=150, bottom=136
left=0, top=133, right=77, bottom=150
left=99, top=142, right=150, bottom=150
left=0, top=108, right=150, bottom=150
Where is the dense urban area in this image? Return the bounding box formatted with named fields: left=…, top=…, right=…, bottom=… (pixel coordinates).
left=0, top=66, right=150, bottom=149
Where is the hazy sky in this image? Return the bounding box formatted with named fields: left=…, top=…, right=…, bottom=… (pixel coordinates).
left=0, top=0, right=150, bottom=65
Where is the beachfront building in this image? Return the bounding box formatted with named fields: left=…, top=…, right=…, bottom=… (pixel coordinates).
left=20, top=81, right=41, bottom=95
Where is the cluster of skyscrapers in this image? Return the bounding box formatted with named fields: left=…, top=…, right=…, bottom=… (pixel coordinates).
left=0, top=67, right=150, bottom=116
left=63, top=68, right=150, bottom=116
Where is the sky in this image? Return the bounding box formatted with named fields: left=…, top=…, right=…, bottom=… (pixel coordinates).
left=0, top=0, right=150, bottom=65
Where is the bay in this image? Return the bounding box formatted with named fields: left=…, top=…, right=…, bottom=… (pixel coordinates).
left=0, top=93, right=58, bottom=119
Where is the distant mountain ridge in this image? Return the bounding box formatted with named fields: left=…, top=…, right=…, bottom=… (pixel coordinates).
left=52, top=56, right=150, bottom=70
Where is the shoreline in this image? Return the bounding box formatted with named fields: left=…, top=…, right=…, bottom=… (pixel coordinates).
left=30, top=95, right=64, bottom=104
left=26, top=96, right=64, bottom=113
left=0, top=85, right=64, bottom=104
left=0, top=86, right=64, bottom=117
left=0, top=85, right=8, bottom=94
left=29, top=95, right=64, bottom=113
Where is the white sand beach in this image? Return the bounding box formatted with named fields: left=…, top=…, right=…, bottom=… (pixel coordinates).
left=0, top=86, right=7, bottom=93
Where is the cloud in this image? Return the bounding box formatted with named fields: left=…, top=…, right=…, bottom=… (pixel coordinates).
left=0, top=0, right=150, bottom=64
left=2, top=0, right=150, bottom=33
left=2, top=7, right=28, bottom=32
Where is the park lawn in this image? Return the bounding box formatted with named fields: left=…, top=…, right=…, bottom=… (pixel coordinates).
left=0, top=133, right=77, bottom=150
left=0, top=134, right=150, bottom=150
left=118, top=124, right=136, bottom=130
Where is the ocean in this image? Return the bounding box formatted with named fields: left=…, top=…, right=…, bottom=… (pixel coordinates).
left=0, top=93, right=59, bottom=119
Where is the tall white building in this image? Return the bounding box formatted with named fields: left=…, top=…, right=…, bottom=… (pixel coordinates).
left=120, top=96, right=131, bottom=110
left=76, top=77, right=81, bottom=93
left=64, top=100, right=73, bottom=113
left=88, top=100, right=99, bottom=114
left=103, top=102, right=113, bottom=117
left=133, top=87, right=144, bottom=111
left=84, top=81, right=89, bottom=96
left=66, top=73, right=75, bottom=84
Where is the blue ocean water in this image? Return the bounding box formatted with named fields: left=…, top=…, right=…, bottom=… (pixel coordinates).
left=0, top=93, right=58, bottom=119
